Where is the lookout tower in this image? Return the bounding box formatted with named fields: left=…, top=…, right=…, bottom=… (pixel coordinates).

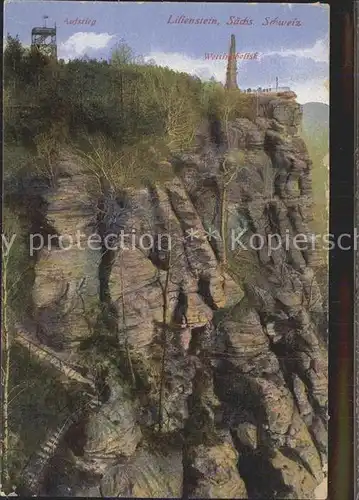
left=225, top=34, right=238, bottom=90
left=31, top=15, right=57, bottom=59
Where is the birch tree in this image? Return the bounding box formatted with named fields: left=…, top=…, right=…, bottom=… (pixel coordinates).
left=34, top=129, right=60, bottom=186
left=157, top=238, right=173, bottom=432
left=1, top=210, right=28, bottom=492
left=1, top=246, right=11, bottom=490
left=217, top=90, right=250, bottom=269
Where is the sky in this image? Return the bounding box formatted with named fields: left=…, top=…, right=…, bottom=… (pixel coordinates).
left=4, top=1, right=329, bottom=104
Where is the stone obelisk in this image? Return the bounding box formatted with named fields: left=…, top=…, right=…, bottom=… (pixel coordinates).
left=225, top=34, right=238, bottom=89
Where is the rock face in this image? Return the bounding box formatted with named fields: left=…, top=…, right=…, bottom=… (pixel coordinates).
left=16, top=96, right=327, bottom=499
left=31, top=156, right=101, bottom=352
left=188, top=436, right=247, bottom=499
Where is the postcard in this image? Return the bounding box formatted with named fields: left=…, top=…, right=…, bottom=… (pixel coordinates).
left=2, top=2, right=329, bottom=498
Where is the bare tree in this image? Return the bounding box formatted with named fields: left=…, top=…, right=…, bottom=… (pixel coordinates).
left=146, top=73, right=199, bottom=154
left=110, top=40, right=137, bottom=67
left=0, top=208, right=34, bottom=493
left=34, top=130, right=59, bottom=186
left=156, top=247, right=172, bottom=432
left=75, top=134, right=173, bottom=196
left=118, top=250, right=136, bottom=386
left=1, top=248, right=11, bottom=490
left=0, top=250, right=27, bottom=491
left=218, top=115, right=249, bottom=270
left=1, top=218, right=23, bottom=491
left=219, top=152, right=248, bottom=268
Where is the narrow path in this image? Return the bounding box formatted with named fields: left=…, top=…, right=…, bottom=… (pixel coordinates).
left=13, top=324, right=100, bottom=494
left=13, top=324, right=96, bottom=391
left=23, top=394, right=100, bottom=494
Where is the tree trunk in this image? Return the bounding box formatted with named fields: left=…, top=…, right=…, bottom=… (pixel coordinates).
left=120, top=69, right=124, bottom=115
left=119, top=251, right=135, bottom=386
left=158, top=247, right=172, bottom=432
left=220, top=180, right=228, bottom=269
left=1, top=260, right=10, bottom=491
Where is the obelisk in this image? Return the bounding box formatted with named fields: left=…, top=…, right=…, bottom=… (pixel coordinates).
left=225, top=34, right=238, bottom=89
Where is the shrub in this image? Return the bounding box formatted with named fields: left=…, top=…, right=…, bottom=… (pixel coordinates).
left=204, top=85, right=256, bottom=122
left=75, top=134, right=175, bottom=194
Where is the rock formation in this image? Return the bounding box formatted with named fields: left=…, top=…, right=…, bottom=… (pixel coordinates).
left=13, top=95, right=327, bottom=499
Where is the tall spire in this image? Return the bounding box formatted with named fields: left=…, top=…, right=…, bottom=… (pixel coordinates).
left=225, top=34, right=238, bottom=89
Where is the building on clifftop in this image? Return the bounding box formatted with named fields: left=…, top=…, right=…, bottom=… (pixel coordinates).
left=31, top=15, right=57, bottom=60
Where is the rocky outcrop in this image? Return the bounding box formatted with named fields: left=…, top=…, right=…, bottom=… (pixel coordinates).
left=188, top=437, right=247, bottom=499
left=31, top=156, right=101, bottom=351
left=175, top=97, right=327, bottom=498
left=84, top=382, right=142, bottom=460
left=15, top=96, right=327, bottom=499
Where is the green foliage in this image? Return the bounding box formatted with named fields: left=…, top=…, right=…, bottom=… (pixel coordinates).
left=33, top=128, right=61, bottom=185
left=2, top=207, right=33, bottom=322
left=110, top=40, right=143, bottom=66
left=301, top=129, right=329, bottom=239
left=76, top=134, right=175, bottom=192
left=7, top=344, right=82, bottom=488
left=4, top=36, right=203, bottom=152
left=3, top=145, right=36, bottom=187
left=4, top=34, right=254, bottom=164
left=3, top=35, right=27, bottom=87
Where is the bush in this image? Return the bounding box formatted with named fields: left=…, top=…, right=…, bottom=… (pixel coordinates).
left=75, top=134, right=175, bottom=193
left=4, top=35, right=256, bottom=157
left=204, top=84, right=256, bottom=122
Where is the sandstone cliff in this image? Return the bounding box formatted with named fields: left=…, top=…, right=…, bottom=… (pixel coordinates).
left=12, top=95, right=327, bottom=499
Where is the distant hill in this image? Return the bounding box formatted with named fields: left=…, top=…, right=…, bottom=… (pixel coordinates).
left=302, top=102, right=329, bottom=137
